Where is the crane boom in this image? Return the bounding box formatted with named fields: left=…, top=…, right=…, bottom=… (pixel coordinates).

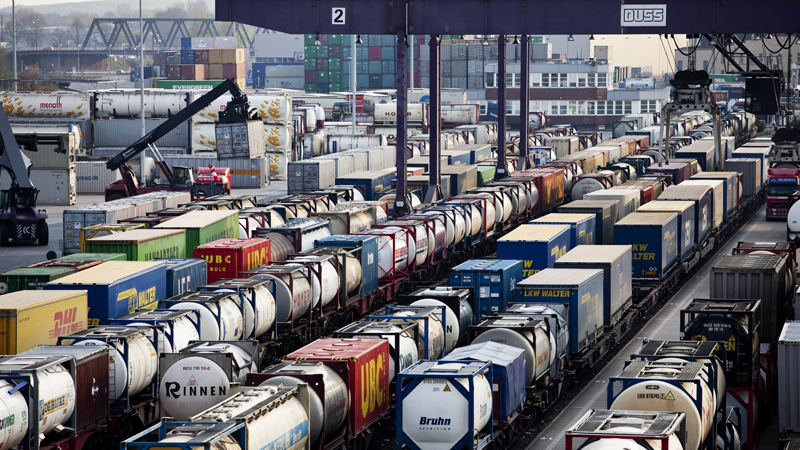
left=106, top=79, right=254, bottom=187
left=0, top=109, right=33, bottom=190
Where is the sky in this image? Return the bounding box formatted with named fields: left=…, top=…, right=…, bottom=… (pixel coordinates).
left=0, top=0, right=80, bottom=5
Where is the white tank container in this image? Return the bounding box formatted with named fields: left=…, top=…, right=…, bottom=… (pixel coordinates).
left=263, top=124, right=292, bottom=153
left=471, top=319, right=551, bottom=385
left=127, top=313, right=200, bottom=353
left=74, top=331, right=157, bottom=400
left=260, top=362, right=349, bottom=443
left=159, top=342, right=257, bottom=421
left=191, top=386, right=310, bottom=450
left=353, top=323, right=419, bottom=380
left=441, top=105, right=479, bottom=124
left=291, top=257, right=340, bottom=307
left=571, top=176, right=612, bottom=200
left=390, top=221, right=429, bottom=265
left=0, top=380, right=29, bottom=450
left=357, top=227, right=411, bottom=278
left=578, top=426, right=684, bottom=450
left=96, top=91, right=188, bottom=118
left=378, top=192, right=422, bottom=214
left=400, top=363, right=492, bottom=448
left=192, top=122, right=217, bottom=150
left=1, top=92, right=93, bottom=119
left=213, top=285, right=276, bottom=339
left=410, top=288, right=475, bottom=347
left=389, top=309, right=445, bottom=360
left=609, top=364, right=716, bottom=450
left=249, top=271, right=313, bottom=323
left=374, top=103, right=425, bottom=124
left=408, top=298, right=469, bottom=354
left=169, top=295, right=244, bottom=341
left=37, top=366, right=76, bottom=435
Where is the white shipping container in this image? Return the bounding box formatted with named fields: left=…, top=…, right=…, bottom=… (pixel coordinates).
left=441, top=104, right=480, bottom=124
left=373, top=126, right=425, bottom=144
left=373, top=103, right=426, bottom=125
left=63, top=203, right=137, bottom=254
left=10, top=123, right=81, bottom=168
left=76, top=161, right=123, bottom=194
left=93, top=118, right=191, bottom=149
left=263, top=124, right=292, bottom=153
left=325, top=134, right=388, bottom=153
left=1, top=91, right=92, bottom=120
left=161, top=155, right=268, bottom=188
left=0, top=168, right=76, bottom=205
left=95, top=90, right=189, bottom=118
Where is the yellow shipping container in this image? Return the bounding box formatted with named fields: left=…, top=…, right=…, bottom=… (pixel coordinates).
left=0, top=290, right=88, bottom=354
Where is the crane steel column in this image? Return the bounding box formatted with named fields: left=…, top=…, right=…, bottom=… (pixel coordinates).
left=496, top=35, right=508, bottom=179
left=395, top=31, right=411, bottom=216
left=518, top=35, right=531, bottom=170
left=425, top=35, right=443, bottom=203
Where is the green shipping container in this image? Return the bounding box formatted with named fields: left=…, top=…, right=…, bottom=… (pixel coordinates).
left=0, top=267, right=77, bottom=294
left=305, top=34, right=317, bottom=45
left=56, top=253, right=128, bottom=262
left=477, top=165, right=496, bottom=186
left=305, top=83, right=316, bottom=93
left=317, top=45, right=329, bottom=58
left=305, top=46, right=317, bottom=58
left=317, top=71, right=330, bottom=83
left=153, top=210, right=239, bottom=258
left=329, top=34, right=342, bottom=45
left=156, top=80, right=225, bottom=90
left=329, top=58, right=341, bottom=69
left=172, top=54, right=181, bottom=64
left=305, top=58, right=316, bottom=70
left=330, top=83, right=343, bottom=92
left=330, top=71, right=342, bottom=83
left=85, top=229, right=187, bottom=261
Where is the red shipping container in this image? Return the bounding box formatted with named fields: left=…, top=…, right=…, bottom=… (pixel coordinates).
left=153, top=52, right=166, bottom=65
left=287, top=338, right=390, bottom=436
left=167, top=65, right=182, bottom=80
left=610, top=185, right=654, bottom=205
left=194, top=238, right=270, bottom=283
left=181, top=64, right=206, bottom=80
left=512, top=167, right=565, bottom=214
left=194, top=49, right=210, bottom=64
left=368, top=46, right=382, bottom=60
left=222, top=63, right=245, bottom=79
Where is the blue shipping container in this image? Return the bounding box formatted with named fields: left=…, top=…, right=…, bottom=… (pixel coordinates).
left=657, top=185, right=713, bottom=243
left=47, top=261, right=167, bottom=326
left=531, top=213, right=596, bottom=247
left=558, top=200, right=619, bottom=246
left=313, top=235, right=378, bottom=295
left=515, top=268, right=604, bottom=353
left=441, top=150, right=472, bottom=166
left=155, top=258, right=207, bottom=298
left=497, top=225, right=571, bottom=278
left=180, top=49, right=195, bottom=64
left=467, top=145, right=492, bottom=164
left=637, top=200, right=696, bottom=261
left=449, top=259, right=523, bottom=321
left=614, top=212, right=679, bottom=278
left=336, top=169, right=396, bottom=200
left=441, top=342, right=525, bottom=425
left=180, top=37, right=192, bottom=49
left=691, top=172, right=738, bottom=218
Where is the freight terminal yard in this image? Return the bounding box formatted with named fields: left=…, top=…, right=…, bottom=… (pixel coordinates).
left=3, top=1, right=800, bottom=450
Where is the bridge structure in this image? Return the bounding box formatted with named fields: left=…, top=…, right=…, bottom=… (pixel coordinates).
left=216, top=0, right=800, bottom=215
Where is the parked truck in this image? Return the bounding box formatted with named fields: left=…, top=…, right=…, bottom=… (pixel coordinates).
left=766, top=168, right=800, bottom=220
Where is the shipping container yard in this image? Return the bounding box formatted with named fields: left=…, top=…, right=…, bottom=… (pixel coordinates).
left=3, top=23, right=800, bottom=450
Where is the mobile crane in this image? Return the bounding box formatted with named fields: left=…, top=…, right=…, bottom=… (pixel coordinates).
left=0, top=109, right=49, bottom=246
left=105, top=78, right=258, bottom=201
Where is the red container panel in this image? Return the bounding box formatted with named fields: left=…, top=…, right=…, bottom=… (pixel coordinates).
left=222, top=63, right=245, bottom=79
left=610, top=185, right=654, bottom=205
left=516, top=168, right=565, bottom=214
left=194, top=238, right=270, bottom=283
left=288, top=338, right=390, bottom=435
left=167, top=65, right=182, bottom=80
left=368, top=46, right=382, bottom=60
left=153, top=52, right=166, bottom=65
left=181, top=64, right=206, bottom=80
left=194, top=49, right=210, bottom=64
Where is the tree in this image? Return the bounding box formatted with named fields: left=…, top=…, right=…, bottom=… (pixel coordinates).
left=16, top=9, right=47, bottom=49
left=18, top=68, right=56, bottom=92
left=0, top=50, right=13, bottom=91
left=70, top=17, right=86, bottom=48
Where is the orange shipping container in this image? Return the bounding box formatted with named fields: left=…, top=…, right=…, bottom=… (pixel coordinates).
left=0, top=289, right=88, bottom=354
left=194, top=238, right=270, bottom=283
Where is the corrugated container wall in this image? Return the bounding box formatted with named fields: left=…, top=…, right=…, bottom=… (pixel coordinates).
left=84, top=229, right=187, bottom=261
left=558, top=200, right=618, bottom=245
left=93, top=119, right=191, bottom=149
left=614, top=212, right=678, bottom=278
left=449, top=259, right=523, bottom=322
left=0, top=290, right=88, bottom=354
left=779, top=321, right=800, bottom=434
left=154, top=258, right=208, bottom=298
left=76, top=161, right=123, bottom=194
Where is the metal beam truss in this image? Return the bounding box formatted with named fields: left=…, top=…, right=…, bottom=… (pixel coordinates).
left=215, top=0, right=800, bottom=215
left=81, top=18, right=273, bottom=51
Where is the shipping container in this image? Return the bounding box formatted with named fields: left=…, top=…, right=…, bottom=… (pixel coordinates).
left=497, top=224, right=570, bottom=277
left=194, top=238, right=271, bottom=283
left=440, top=149, right=472, bottom=166
left=56, top=253, right=127, bottom=263
left=452, top=144, right=493, bottom=163
left=336, top=169, right=396, bottom=200
left=679, top=180, right=725, bottom=229
left=657, top=184, right=713, bottom=242
left=582, top=189, right=640, bottom=219
left=449, top=259, right=523, bottom=322
left=724, top=158, right=762, bottom=196
left=0, top=267, right=76, bottom=293
left=645, top=162, right=693, bottom=184
left=779, top=321, right=800, bottom=434
left=154, top=210, right=239, bottom=257
left=63, top=204, right=135, bottom=254
left=76, top=161, right=123, bottom=194
left=711, top=254, right=789, bottom=343
left=531, top=213, right=596, bottom=247
left=477, top=165, right=496, bottom=186
left=733, top=146, right=771, bottom=182
left=85, top=229, right=186, bottom=261
left=282, top=338, right=390, bottom=435
left=154, top=258, right=208, bottom=298
left=48, top=261, right=167, bottom=326
left=215, top=121, right=266, bottom=159
left=554, top=245, right=633, bottom=326
left=558, top=200, right=618, bottom=245
left=79, top=223, right=146, bottom=253
left=516, top=268, right=604, bottom=353
left=406, top=155, right=450, bottom=172
left=287, top=159, right=337, bottom=194
left=690, top=171, right=739, bottom=217
left=93, top=118, right=191, bottom=149
left=614, top=212, right=679, bottom=278
left=0, top=290, right=88, bottom=354
left=440, top=342, right=525, bottom=426
left=439, top=164, right=478, bottom=194
left=637, top=200, right=696, bottom=261
left=512, top=168, right=565, bottom=215
left=675, top=140, right=716, bottom=171
left=0, top=168, right=76, bottom=205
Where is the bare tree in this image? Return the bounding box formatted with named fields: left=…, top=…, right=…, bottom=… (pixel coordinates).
left=18, top=68, right=56, bottom=92
left=70, top=17, right=86, bottom=48
left=16, top=9, right=47, bottom=49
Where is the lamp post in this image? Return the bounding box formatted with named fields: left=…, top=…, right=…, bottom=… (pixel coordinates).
left=12, top=0, right=16, bottom=91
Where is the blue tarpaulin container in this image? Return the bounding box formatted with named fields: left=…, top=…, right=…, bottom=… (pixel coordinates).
left=614, top=212, right=679, bottom=278
left=440, top=149, right=473, bottom=165
left=336, top=169, right=397, bottom=200
left=155, top=258, right=207, bottom=298
left=691, top=172, right=739, bottom=218
left=47, top=261, right=167, bottom=326
left=441, top=342, right=526, bottom=426
left=637, top=200, right=696, bottom=261
left=313, top=235, right=379, bottom=295
left=530, top=213, right=596, bottom=247
left=657, top=185, right=713, bottom=243
left=497, top=224, right=571, bottom=278
left=449, top=259, right=523, bottom=322
left=558, top=200, right=619, bottom=245
left=516, top=268, right=604, bottom=353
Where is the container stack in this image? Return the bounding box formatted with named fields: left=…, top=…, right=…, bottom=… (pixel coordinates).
left=304, top=34, right=348, bottom=93
left=150, top=37, right=247, bottom=90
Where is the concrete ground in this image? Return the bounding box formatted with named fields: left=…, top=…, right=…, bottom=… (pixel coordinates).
left=0, top=182, right=288, bottom=274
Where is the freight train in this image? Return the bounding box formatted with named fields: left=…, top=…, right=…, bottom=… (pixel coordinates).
left=0, top=107, right=763, bottom=450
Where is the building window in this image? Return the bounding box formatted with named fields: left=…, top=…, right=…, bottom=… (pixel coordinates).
left=624, top=101, right=632, bottom=114
left=560, top=103, right=567, bottom=114
left=551, top=103, right=559, bottom=115
left=559, top=73, right=568, bottom=88
left=568, top=73, right=578, bottom=88
left=486, top=73, right=497, bottom=88
left=479, top=104, right=487, bottom=115
left=506, top=101, right=513, bottom=114
left=578, top=74, right=587, bottom=88
left=597, top=73, right=607, bottom=88
left=597, top=101, right=605, bottom=115
left=531, top=73, right=541, bottom=88
left=577, top=101, right=587, bottom=114
left=588, top=101, right=596, bottom=114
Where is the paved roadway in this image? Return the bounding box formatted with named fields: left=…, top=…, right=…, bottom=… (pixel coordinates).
left=526, top=204, right=781, bottom=450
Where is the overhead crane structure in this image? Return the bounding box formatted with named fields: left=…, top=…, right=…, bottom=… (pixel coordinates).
left=215, top=0, right=800, bottom=215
